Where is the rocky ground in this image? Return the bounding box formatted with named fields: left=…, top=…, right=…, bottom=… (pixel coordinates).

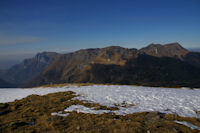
left=0, top=91, right=200, bottom=133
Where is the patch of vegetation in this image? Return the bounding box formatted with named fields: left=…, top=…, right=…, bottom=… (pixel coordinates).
left=38, top=83, right=117, bottom=88
left=0, top=91, right=200, bottom=133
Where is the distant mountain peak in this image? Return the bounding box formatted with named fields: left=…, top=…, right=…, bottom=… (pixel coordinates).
left=0, top=51, right=60, bottom=87
left=145, top=42, right=183, bottom=49
left=35, top=51, right=58, bottom=57
left=164, top=42, right=186, bottom=50
left=147, top=43, right=162, bottom=47
left=164, top=42, right=181, bottom=46
left=104, top=46, right=124, bottom=49
left=139, top=42, right=188, bottom=58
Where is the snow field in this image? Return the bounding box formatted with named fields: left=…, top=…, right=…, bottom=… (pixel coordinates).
left=0, top=85, right=200, bottom=118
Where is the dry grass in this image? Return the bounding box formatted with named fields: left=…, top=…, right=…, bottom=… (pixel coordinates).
left=37, top=82, right=193, bottom=89
left=37, top=83, right=122, bottom=88
left=0, top=91, right=200, bottom=133
left=37, top=83, right=94, bottom=88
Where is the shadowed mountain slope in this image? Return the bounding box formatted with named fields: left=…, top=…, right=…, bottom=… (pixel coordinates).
left=183, top=52, right=200, bottom=68
left=85, top=55, right=200, bottom=88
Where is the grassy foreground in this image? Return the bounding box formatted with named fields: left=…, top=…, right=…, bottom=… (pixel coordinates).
left=0, top=91, right=200, bottom=133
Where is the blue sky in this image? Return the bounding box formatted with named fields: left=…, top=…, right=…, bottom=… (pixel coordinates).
left=0, top=0, right=200, bottom=58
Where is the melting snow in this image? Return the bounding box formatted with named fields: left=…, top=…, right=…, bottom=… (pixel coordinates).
left=51, top=112, right=69, bottom=117
left=64, top=105, right=112, bottom=114
left=174, top=120, right=200, bottom=130
left=0, top=85, right=200, bottom=117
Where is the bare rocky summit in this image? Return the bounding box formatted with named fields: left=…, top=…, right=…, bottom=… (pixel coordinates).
left=139, top=42, right=189, bottom=59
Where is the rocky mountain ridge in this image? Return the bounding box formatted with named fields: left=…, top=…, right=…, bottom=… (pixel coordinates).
left=1, top=42, right=200, bottom=88
left=29, top=43, right=200, bottom=88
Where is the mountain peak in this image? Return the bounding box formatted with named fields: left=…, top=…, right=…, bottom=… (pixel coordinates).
left=104, top=46, right=124, bottom=49
left=139, top=42, right=188, bottom=58
left=164, top=42, right=185, bottom=49
left=36, top=51, right=58, bottom=57
left=146, top=42, right=183, bottom=49
left=165, top=42, right=180, bottom=46
left=147, top=43, right=162, bottom=47
left=34, top=52, right=59, bottom=63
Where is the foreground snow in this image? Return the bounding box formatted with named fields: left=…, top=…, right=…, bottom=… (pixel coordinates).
left=0, top=87, right=68, bottom=103
left=64, top=105, right=112, bottom=114
left=0, top=85, right=200, bottom=118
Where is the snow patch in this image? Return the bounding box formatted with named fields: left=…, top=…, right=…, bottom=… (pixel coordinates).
left=174, top=120, right=200, bottom=130
left=64, top=105, right=112, bottom=114
left=51, top=111, right=69, bottom=117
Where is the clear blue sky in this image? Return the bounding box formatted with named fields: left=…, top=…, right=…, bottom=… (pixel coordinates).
left=0, top=0, right=200, bottom=57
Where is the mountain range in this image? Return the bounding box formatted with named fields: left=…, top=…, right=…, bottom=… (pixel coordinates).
left=1, top=43, right=200, bottom=88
